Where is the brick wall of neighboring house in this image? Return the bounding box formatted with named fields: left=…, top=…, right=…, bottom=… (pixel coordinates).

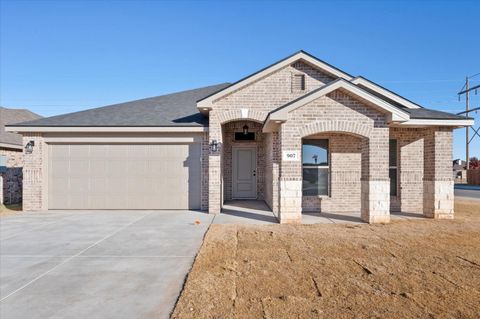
left=280, top=91, right=390, bottom=223
left=390, top=127, right=425, bottom=213
left=21, top=134, right=44, bottom=211
left=302, top=133, right=363, bottom=213
left=0, top=148, right=24, bottom=205
left=222, top=121, right=265, bottom=201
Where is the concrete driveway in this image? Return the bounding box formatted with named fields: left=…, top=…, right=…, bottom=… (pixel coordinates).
left=0, top=210, right=213, bottom=319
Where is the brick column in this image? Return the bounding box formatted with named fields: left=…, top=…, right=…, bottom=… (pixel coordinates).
left=22, top=133, right=44, bottom=211
left=208, top=113, right=222, bottom=214
left=361, top=128, right=390, bottom=223
left=278, top=126, right=302, bottom=224
left=423, top=128, right=454, bottom=219
left=271, top=132, right=281, bottom=217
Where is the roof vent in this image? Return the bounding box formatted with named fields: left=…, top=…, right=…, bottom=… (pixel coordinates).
left=292, top=74, right=306, bottom=92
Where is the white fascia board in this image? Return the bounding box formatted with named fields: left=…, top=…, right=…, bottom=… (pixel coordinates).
left=5, top=126, right=209, bottom=133
left=351, top=77, right=422, bottom=109
left=0, top=142, right=23, bottom=150
left=197, top=52, right=353, bottom=109
left=394, top=119, right=474, bottom=127
left=271, top=79, right=410, bottom=122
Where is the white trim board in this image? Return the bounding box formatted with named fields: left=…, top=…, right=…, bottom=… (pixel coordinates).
left=351, top=77, right=422, bottom=109
left=392, top=119, right=474, bottom=127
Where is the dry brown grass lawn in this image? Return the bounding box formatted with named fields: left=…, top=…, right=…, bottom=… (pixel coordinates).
left=172, top=200, right=480, bottom=319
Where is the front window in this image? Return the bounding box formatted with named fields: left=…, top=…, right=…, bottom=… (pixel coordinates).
left=302, top=139, right=329, bottom=196
left=389, top=139, right=398, bottom=196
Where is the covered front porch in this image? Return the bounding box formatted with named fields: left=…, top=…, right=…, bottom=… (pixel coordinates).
left=212, top=200, right=426, bottom=224
left=206, top=93, right=455, bottom=224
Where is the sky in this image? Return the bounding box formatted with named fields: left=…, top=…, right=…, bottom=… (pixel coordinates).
left=1, top=0, right=479, bottom=160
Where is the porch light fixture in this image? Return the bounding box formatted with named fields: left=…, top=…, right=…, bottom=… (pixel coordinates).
left=25, top=140, right=35, bottom=154
left=210, top=139, right=219, bottom=153
left=243, top=125, right=249, bottom=135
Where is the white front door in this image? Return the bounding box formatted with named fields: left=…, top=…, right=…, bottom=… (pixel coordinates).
left=232, top=147, right=257, bottom=199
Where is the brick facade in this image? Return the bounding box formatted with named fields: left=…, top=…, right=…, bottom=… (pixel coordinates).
left=205, top=60, right=455, bottom=223
left=302, top=133, right=363, bottom=213
left=18, top=57, right=457, bottom=224
left=21, top=133, right=44, bottom=211
left=0, top=148, right=23, bottom=205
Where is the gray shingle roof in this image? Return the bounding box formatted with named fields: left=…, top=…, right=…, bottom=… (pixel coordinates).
left=12, top=83, right=230, bottom=127
left=405, top=108, right=470, bottom=120
left=0, top=107, right=42, bottom=146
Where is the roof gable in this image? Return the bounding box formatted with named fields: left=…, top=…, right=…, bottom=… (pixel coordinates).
left=197, top=50, right=353, bottom=111
left=267, top=79, right=410, bottom=123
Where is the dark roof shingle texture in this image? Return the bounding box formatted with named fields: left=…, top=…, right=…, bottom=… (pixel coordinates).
left=0, top=107, right=42, bottom=146
left=13, top=83, right=230, bottom=127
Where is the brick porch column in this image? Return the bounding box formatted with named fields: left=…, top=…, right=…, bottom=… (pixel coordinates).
left=278, top=126, right=302, bottom=224
left=361, top=129, right=390, bottom=223
left=208, top=114, right=222, bottom=214
left=423, top=128, right=454, bottom=219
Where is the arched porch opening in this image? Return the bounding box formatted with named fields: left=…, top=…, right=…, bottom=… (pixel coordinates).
left=301, top=131, right=368, bottom=223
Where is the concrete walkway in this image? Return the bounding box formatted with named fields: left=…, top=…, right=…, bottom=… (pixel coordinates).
left=216, top=200, right=426, bottom=224
left=0, top=210, right=213, bottom=319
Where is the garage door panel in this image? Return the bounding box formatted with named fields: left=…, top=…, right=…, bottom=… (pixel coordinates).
left=69, top=160, right=89, bottom=176
left=48, top=143, right=201, bottom=210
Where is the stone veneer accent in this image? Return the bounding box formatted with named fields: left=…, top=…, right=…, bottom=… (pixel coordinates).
left=0, top=148, right=24, bottom=205
left=280, top=91, right=390, bottom=224
left=423, top=127, right=454, bottom=219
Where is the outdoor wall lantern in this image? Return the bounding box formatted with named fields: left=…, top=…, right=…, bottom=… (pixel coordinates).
left=210, top=139, right=219, bottom=153
left=243, top=125, right=249, bottom=135
left=25, top=140, right=35, bottom=154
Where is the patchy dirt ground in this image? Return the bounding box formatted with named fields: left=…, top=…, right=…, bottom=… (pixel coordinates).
left=172, top=200, right=480, bottom=318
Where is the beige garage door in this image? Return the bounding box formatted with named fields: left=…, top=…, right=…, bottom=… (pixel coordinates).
left=48, top=143, right=201, bottom=210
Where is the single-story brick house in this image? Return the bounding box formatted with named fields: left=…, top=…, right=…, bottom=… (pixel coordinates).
left=1, top=107, right=42, bottom=205
left=6, top=51, right=474, bottom=223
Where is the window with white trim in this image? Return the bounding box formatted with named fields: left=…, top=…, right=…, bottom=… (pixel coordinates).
left=302, top=139, right=329, bottom=196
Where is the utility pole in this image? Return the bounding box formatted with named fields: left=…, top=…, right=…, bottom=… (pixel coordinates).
left=458, top=74, right=480, bottom=171
left=466, top=76, right=469, bottom=169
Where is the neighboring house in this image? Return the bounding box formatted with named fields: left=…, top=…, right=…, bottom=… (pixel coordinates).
left=0, top=107, right=42, bottom=204
left=452, top=159, right=467, bottom=181
left=6, top=51, right=474, bottom=223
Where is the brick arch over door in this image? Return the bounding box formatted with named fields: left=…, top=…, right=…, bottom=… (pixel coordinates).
left=299, top=120, right=372, bottom=139
left=217, top=109, right=267, bottom=125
